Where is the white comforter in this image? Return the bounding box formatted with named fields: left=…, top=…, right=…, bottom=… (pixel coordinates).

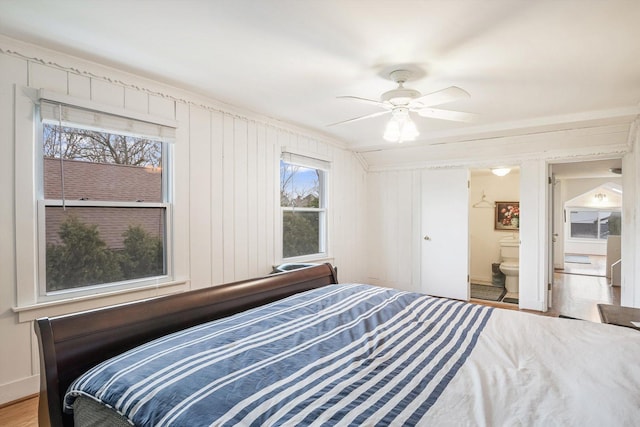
left=424, top=308, right=640, bottom=426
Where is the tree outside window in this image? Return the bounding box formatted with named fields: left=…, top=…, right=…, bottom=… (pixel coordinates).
left=280, top=160, right=326, bottom=259
left=41, top=110, right=170, bottom=294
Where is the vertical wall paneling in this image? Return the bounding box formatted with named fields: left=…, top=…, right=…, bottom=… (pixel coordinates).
left=222, top=114, right=236, bottom=282
left=210, top=111, right=225, bottom=285
left=172, top=102, right=191, bottom=284
left=90, top=79, right=124, bottom=108
left=246, top=121, right=259, bottom=277
left=28, top=62, right=67, bottom=93
left=384, top=173, right=399, bottom=285
left=67, top=73, right=91, bottom=99
left=334, top=150, right=367, bottom=283
left=366, top=173, right=383, bottom=284
left=396, top=172, right=413, bottom=290
left=329, top=150, right=341, bottom=268
left=411, top=170, right=422, bottom=291
left=188, top=105, right=213, bottom=288
left=149, top=94, right=175, bottom=121
left=265, top=126, right=277, bottom=269
left=124, top=87, right=149, bottom=114
left=233, top=118, right=249, bottom=279
left=256, top=123, right=267, bottom=272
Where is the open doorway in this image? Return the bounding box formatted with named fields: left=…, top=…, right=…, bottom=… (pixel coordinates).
left=468, top=166, right=520, bottom=306
left=549, top=159, right=622, bottom=320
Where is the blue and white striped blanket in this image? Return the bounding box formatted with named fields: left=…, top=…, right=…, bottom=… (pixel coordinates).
left=64, top=284, right=492, bottom=426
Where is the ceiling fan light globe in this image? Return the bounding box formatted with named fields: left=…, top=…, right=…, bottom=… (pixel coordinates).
left=384, top=119, right=401, bottom=142
left=401, top=119, right=419, bottom=142
left=384, top=113, right=419, bottom=143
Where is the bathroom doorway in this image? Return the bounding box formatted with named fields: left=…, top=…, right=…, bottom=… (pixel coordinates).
left=548, top=159, right=623, bottom=320
left=468, top=166, right=520, bottom=306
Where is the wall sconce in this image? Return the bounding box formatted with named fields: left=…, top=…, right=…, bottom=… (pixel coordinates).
left=594, top=193, right=607, bottom=203
left=491, top=167, right=511, bottom=177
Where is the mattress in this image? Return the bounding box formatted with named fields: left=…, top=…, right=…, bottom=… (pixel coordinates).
left=64, top=283, right=640, bottom=426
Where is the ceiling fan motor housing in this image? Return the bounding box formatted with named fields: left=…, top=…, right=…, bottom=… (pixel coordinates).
left=381, top=69, right=422, bottom=105
left=381, top=88, right=421, bottom=105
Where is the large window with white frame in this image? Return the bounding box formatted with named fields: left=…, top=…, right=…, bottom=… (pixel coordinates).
left=280, top=152, right=329, bottom=260
left=569, top=209, right=617, bottom=240
left=38, top=100, right=174, bottom=297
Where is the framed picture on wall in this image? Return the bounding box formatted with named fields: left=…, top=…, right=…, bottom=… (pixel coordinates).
left=495, top=201, right=520, bottom=230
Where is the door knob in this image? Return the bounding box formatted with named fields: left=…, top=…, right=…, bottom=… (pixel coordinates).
left=424, top=235, right=431, bottom=241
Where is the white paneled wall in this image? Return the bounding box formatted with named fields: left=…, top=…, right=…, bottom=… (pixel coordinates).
left=365, top=170, right=422, bottom=292
left=0, top=40, right=366, bottom=404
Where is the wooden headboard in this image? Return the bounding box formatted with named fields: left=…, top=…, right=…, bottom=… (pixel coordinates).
left=34, top=263, right=338, bottom=427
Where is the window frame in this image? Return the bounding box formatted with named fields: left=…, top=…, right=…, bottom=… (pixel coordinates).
left=567, top=208, right=617, bottom=241
left=35, top=100, right=175, bottom=302
left=279, top=152, right=329, bottom=262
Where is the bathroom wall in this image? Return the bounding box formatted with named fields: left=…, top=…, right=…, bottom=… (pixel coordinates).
left=469, top=170, right=520, bottom=284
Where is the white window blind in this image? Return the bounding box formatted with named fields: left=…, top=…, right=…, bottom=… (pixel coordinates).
left=40, top=101, right=176, bottom=142
left=281, top=151, right=331, bottom=171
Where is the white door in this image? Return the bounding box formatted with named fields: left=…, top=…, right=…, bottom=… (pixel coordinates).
left=421, top=169, right=469, bottom=300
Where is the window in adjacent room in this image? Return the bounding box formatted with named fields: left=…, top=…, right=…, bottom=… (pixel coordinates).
left=38, top=101, right=175, bottom=296
left=569, top=210, right=615, bottom=240
left=280, top=152, right=329, bottom=260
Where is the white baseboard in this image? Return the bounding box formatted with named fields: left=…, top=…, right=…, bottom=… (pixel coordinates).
left=0, top=375, right=39, bottom=406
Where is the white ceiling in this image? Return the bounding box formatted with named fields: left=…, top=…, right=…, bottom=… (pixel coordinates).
left=1, top=0, right=640, bottom=152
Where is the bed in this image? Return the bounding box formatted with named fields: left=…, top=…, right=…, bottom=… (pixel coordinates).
left=34, top=263, right=640, bottom=426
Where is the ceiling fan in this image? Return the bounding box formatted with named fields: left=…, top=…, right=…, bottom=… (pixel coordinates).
left=330, top=69, right=476, bottom=143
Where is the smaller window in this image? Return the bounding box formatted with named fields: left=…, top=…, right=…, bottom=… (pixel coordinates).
left=280, top=154, right=328, bottom=260
left=569, top=210, right=614, bottom=240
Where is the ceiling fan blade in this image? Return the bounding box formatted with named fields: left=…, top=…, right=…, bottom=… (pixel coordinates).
left=337, top=95, right=387, bottom=108
left=327, top=110, right=390, bottom=127
left=411, top=86, right=470, bottom=108
left=415, top=107, right=478, bottom=122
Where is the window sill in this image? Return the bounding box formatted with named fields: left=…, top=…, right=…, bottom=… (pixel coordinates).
left=13, top=279, right=189, bottom=323
left=566, top=238, right=608, bottom=243
left=280, top=255, right=334, bottom=265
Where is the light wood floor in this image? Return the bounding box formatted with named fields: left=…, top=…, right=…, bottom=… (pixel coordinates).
left=0, top=258, right=622, bottom=425
left=549, top=255, right=620, bottom=322
left=0, top=395, right=37, bottom=427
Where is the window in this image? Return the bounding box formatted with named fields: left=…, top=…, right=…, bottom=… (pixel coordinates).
left=280, top=153, right=329, bottom=259
left=38, top=101, right=174, bottom=295
left=569, top=210, right=615, bottom=240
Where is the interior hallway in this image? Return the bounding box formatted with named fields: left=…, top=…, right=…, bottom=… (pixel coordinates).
left=548, top=255, right=620, bottom=322
left=475, top=255, right=621, bottom=322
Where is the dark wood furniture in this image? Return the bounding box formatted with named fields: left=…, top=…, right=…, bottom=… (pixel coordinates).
left=34, top=263, right=338, bottom=427
left=597, top=304, right=640, bottom=331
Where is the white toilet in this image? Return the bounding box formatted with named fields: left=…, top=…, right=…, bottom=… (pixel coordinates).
left=499, top=235, right=520, bottom=294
